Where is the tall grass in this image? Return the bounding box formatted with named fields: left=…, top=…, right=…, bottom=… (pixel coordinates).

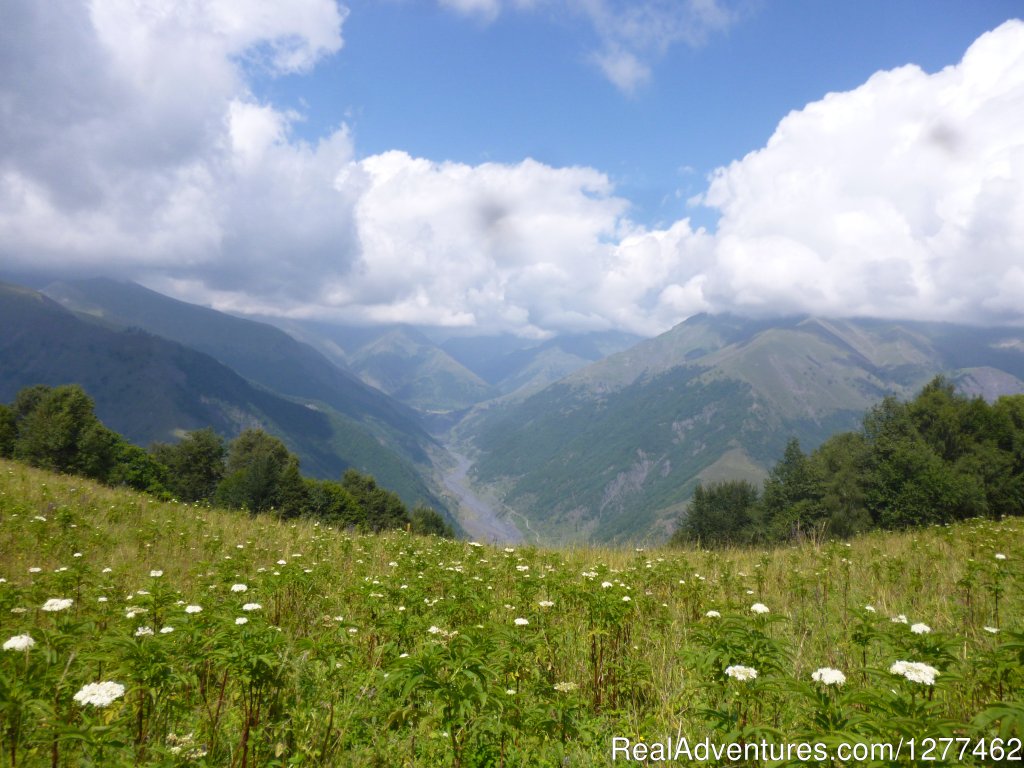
left=0, top=458, right=1020, bottom=766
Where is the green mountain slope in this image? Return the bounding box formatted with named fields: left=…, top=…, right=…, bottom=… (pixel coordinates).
left=42, top=278, right=431, bottom=463
left=0, top=282, right=441, bottom=509
left=349, top=328, right=497, bottom=411
left=462, top=314, right=1024, bottom=544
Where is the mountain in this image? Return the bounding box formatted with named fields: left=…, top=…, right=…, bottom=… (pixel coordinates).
left=347, top=327, right=497, bottom=412
left=459, top=314, right=1024, bottom=544
left=1, top=282, right=442, bottom=510
left=42, top=278, right=432, bottom=463
left=441, top=330, right=643, bottom=396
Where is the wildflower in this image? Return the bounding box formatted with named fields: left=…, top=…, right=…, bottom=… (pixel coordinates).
left=601, top=581, right=613, bottom=589
left=160, top=626, right=174, bottom=634
left=725, top=665, right=758, bottom=682
left=149, top=570, right=163, bottom=578
left=230, top=584, right=247, bottom=593
left=73, top=681, right=125, bottom=707
left=891, top=614, right=908, bottom=624
left=705, top=610, right=721, bottom=618
left=242, top=603, right=262, bottom=611
left=538, top=600, right=554, bottom=608
left=889, top=660, right=939, bottom=685
left=235, top=617, right=248, bottom=625
left=427, top=626, right=442, bottom=634
left=553, top=681, right=578, bottom=693
left=3, top=634, right=35, bottom=651
left=185, top=605, right=202, bottom=614
left=811, top=667, right=846, bottom=686
left=514, top=617, right=529, bottom=626
left=864, top=605, right=876, bottom=613
left=41, top=598, right=73, bottom=612
left=97, top=597, right=108, bottom=603
left=135, top=626, right=154, bottom=637
left=621, top=596, right=631, bottom=602
left=750, top=603, right=770, bottom=615
left=910, top=623, right=931, bottom=635
left=984, top=626, right=999, bottom=634
left=102, top=567, right=113, bottom=573
left=995, top=553, right=1007, bottom=561
left=28, top=567, right=42, bottom=574
left=506, top=688, right=516, bottom=695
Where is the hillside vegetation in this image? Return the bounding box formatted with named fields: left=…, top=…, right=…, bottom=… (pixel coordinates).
left=1, top=460, right=1021, bottom=766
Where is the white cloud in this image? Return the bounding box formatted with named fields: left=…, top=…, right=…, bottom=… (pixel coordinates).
left=690, top=19, right=1024, bottom=325
left=1, top=3, right=1023, bottom=338
left=437, top=0, right=738, bottom=92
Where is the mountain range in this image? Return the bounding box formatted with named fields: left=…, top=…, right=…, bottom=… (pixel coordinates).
left=5, top=275, right=1023, bottom=545
left=457, top=314, right=1024, bottom=543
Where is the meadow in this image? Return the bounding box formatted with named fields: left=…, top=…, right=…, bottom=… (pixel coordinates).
left=0, top=458, right=1021, bottom=766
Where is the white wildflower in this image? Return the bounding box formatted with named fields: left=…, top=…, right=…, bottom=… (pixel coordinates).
left=811, top=667, right=846, bottom=686
left=750, top=603, right=770, bottom=615
left=73, top=681, right=126, bottom=707
left=514, top=617, right=529, bottom=626
left=705, top=610, right=721, bottom=618
left=41, top=598, right=73, bottom=612
left=135, top=626, right=154, bottom=637
left=891, top=614, right=908, bottom=624
left=889, top=660, right=939, bottom=685
left=910, top=623, right=931, bottom=635
left=553, top=681, right=578, bottom=693
left=185, top=605, right=202, bottom=614
left=149, top=570, right=163, bottom=578
left=3, top=634, right=35, bottom=651
left=242, top=603, right=262, bottom=612
left=230, top=584, right=247, bottom=593
left=725, top=665, right=758, bottom=682
left=235, top=617, right=248, bottom=625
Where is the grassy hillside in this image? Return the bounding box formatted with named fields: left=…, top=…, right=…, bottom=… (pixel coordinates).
left=1, top=460, right=1021, bottom=766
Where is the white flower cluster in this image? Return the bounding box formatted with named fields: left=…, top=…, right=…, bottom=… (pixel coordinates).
left=41, top=598, right=73, bottom=612
left=725, top=665, right=758, bottom=682
left=750, top=603, right=770, bottom=615
left=553, top=681, right=578, bottom=693
left=704, top=610, right=721, bottom=619
left=73, top=681, right=126, bottom=707
left=811, top=667, right=846, bottom=686
left=889, top=660, right=939, bottom=685
left=3, top=634, right=35, bottom=651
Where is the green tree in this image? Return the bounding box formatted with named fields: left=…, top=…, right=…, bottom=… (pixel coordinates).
left=303, top=479, right=363, bottom=527
left=215, top=429, right=300, bottom=514
left=13, top=384, right=119, bottom=481
left=760, top=437, right=816, bottom=540
left=410, top=504, right=454, bottom=538
left=150, top=428, right=226, bottom=502
left=671, top=480, right=760, bottom=546
left=0, top=404, right=15, bottom=458
left=340, top=468, right=410, bottom=532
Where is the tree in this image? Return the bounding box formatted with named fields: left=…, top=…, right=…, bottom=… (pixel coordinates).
left=760, top=438, right=816, bottom=540
left=13, top=384, right=119, bottom=481
left=150, top=428, right=226, bottom=502
left=672, top=480, right=760, bottom=546
left=303, top=479, right=362, bottom=527
left=410, top=505, right=454, bottom=538
left=0, top=404, right=15, bottom=458
left=215, top=429, right=300, bottom=514
left=341, top=469, right=410, bottom=532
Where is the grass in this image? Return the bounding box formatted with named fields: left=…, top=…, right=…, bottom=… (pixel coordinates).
left=0, top=458, right=1021, bottom=766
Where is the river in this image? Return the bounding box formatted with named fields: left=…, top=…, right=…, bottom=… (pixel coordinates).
left=440, top=449, right=525, bottom=544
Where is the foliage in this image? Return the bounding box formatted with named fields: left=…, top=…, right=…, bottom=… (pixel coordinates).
left=678, top=378, right=1024, bottom=547
left=0, top=459, right=1020, bottom=766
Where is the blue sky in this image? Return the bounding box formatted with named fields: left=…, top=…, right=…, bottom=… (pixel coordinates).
left=2, top=1, right=1023, bottom=336
left=253, top=0, right=1023, bottom=228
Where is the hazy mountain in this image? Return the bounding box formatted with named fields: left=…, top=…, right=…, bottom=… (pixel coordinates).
left=43, top=278, right=432, bottom=463
left=460, top=314, right=1024, bottom=544
left=442, top=330, right=643, bottom=396
left=348, top=327, right=497, bottom=412
left=2, top=281, right=442, bottom=509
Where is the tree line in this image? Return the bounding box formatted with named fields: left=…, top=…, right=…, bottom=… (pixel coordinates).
left=672, top=377, right=1024, bottom=547
left=0, top=383, right=453, bottom=537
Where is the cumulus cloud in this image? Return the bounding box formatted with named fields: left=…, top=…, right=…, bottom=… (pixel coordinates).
left=690, top=19, right=1024, bottom=325
left=1, top=3, right=1023, bottom=337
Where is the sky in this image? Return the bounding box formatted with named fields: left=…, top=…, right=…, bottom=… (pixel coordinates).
left=1, top=0, right=1023, bottom=338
